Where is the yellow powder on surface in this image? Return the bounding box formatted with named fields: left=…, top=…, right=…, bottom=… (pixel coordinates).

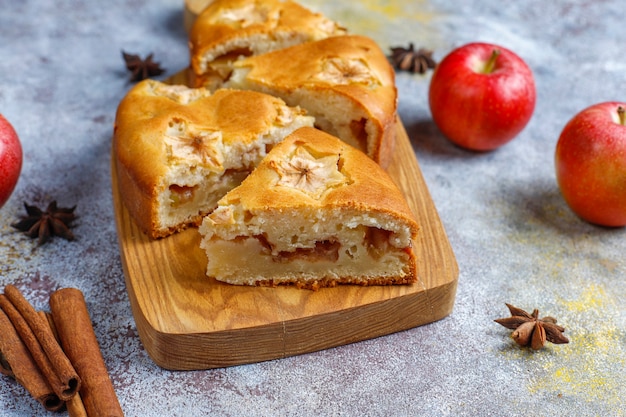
left=490, top=187, right=625, bottom=412
left=307, top=0, right=438, bottom=48
left=526, top=284, right=625, bottom=407
left=356, top=0, right=433, bottom=22
left=0, top=216, right=35, bottom=273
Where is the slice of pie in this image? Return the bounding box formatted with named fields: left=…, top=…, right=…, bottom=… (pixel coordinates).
left=221, top=35, right=398, bottom=168
left=113, top=79, right=314, bottom=238
left=189, top=0, right=347, bottom=89
left=198, top=126, right=418, bottom=290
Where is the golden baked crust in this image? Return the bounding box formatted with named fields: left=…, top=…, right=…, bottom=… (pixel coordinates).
left=189, top=0, right=346, bottom=88
left=220, top=127, right=412, bottom=216
left=113, top=79, right=314, bottom=238
left=199, top=127, right=418, bottom=289
left=224, top=35, right=398, bottom=168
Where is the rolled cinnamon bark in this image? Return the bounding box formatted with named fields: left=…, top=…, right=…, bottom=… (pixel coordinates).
left=65, top=392, right=89, bottom=417
left=1, top=285, right=81, bottom=401
left=0, top=308, right=65, bottom=412
left=41, top=311, right=88, bottom=417
left=39, top=310, right=59, bottom=342
left=0, top=350, right=14, bottom=378
left=50, top=288, right=124, bottom=417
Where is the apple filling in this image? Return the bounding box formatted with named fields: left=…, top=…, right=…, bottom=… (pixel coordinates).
left=158, top=169, right=249, bottom=233
left=255, top=234, right=341, bottom=263
left=201, top=222, right=413, bottom=286
left=203, top=48, right=254, bottom=86
left=349, top=118, right=368, bottom=156
left=168, top=184, right=197, bottom=208
left=211, top=48, right=253, bottom=71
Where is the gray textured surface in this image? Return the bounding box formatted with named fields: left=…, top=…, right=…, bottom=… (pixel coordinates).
left=1, top=0, right=625, bottom=416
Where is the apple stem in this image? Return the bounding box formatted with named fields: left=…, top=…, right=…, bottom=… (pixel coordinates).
left=483, top=49, right=501, bottom=74
left=618, top=106, right=625, bottom=125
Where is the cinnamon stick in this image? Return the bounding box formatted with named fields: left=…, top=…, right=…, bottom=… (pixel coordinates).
left=0, top=307, right=65, bottom=412
left=0, top=350, right=14, bottom=378
left=41, top=310, right=88, bottom=417
left=0, top=293, right=73, bottom=402
left=1, top=285, right=80, bottom=401
left=65, top=392, right=89, bottom=417
left=50, top=288, right=124, bottom=417
left=39, top=310, right=59, bottom=342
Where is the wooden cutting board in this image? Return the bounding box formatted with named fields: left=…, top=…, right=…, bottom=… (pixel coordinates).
left=111, top=70, right=459, bottom=370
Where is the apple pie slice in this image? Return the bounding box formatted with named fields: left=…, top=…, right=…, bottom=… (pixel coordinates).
left=113, top=79, right=314, bottom=238
left=221, top=35, right=398, bottom=168
left=189, top=0, right=347, bottom=89
left=199, top=127, right=418, bottom=289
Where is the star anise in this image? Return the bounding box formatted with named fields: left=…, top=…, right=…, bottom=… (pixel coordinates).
left=495, top=303, right=569, bottom=350
left=389, top=43, right=436, bottom=74
left=121, top=50, right=165, bottom=82
left=11, top=201, right=77, bottom=245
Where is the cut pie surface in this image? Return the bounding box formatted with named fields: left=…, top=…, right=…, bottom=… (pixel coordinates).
left=113, top=79, right=314, bottom=238
left=199, top=127, right=419, bottom=290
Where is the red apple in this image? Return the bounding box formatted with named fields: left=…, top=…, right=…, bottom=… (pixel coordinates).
left=428, top=42, right=536, bottom=151
left=0, top=114, right=23, bottom=208
left=555, top=102, right=626, bottom=227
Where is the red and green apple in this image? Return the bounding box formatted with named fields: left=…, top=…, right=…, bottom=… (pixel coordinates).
left=0, top=114, right=23, bottom=208
left=555, top=102, right=626, bottom=227
left=428, top=42, right=536, bottom=151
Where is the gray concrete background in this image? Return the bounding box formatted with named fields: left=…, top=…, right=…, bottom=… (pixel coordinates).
left=1, top=0, right=624, bottom=415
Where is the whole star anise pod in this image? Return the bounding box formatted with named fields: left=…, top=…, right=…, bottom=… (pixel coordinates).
left=11, top=201, right=77, bottom=245
left=495, top=304, right=569, bottom=350
left=389, top=43, right=436, bottom=74
left=121, top=50, right=165, bottom=82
